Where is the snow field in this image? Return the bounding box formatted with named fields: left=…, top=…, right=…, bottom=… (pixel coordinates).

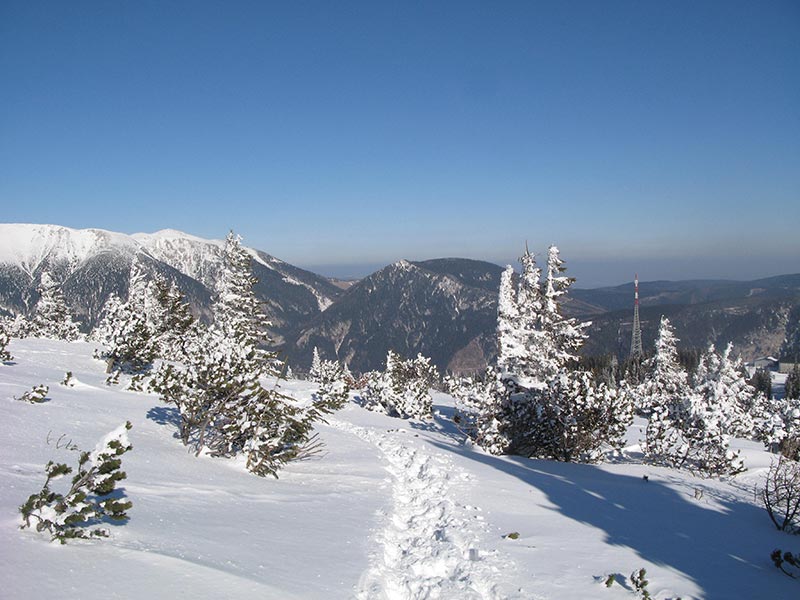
left=329, top=420, right=515, bottom=599
left=2, top=339, right=800, bottom=599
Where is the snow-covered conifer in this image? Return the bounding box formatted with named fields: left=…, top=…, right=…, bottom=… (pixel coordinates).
left=214, top=232, right=270, bottom=355
left=0, top=319, right=12, bottom=362
left=309, top=347, right=323, bottom=382
left=16, top=384, right=49, bottom=403
left=95, top=280, right=157, bottom=376
left=30, top=272, right=81, bottom=341
left=786, top=364, right=800, bottom=401
left=539, top=246, right=588, bottom=373
left=149, top=273, right=195, bottom=357
left=153, top=231, right=341, bottom=477
left=638, top=320, right=746, bottom=474
left=312, top=356, right=351, bottom=412
left=693, top=343, right=755, bottom=438
left=452, top=244, right=629, bottom=461
left=448, top=372, right=512, bottom=455
left=640, top=316, right=693, bottom=465
left=19, top=422, right=133, bottom=543
left=362, top=351, right=438, bottom=419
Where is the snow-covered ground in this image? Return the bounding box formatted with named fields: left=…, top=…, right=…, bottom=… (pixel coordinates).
left=1, top=339, right=797, bottom=599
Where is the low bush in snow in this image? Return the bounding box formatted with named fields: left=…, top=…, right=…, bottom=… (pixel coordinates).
left=360, top=350, right=438, bottom=419
left=20, top=422, right=133, bottom=543
left=15, top=384, right=49, bottom=403
left=772, top=549, right=800, bottom=579
left=308, top=349, right=351, bottom=411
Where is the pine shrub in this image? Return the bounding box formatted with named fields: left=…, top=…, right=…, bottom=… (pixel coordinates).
left=19, top=422, right=133, bottom=543
left=361, top=351, right=438, bottom=419
left=16, top=384, right=49, bottom=403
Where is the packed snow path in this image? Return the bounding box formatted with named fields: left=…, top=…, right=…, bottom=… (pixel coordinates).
left=330, top=420, right=516, bottom=600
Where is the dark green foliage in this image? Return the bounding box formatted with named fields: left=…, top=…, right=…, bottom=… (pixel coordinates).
left=19, top=422, right=133, bottom=543
left=630, top=568, right=652, bottom=599
left=751, top=368, right=772, bottom=399
left=786, top=364, right=800, bottom=401
left=677, top=347, right=702, bottom=378
left=771, top=549, right=800, bottom=579
left=310, top=355, right=351, bottom=412
left=16, top=384, right=49, bottom=403
left=154, top=231, right=343, bottom=478
left=0, top=320, right=12, bottom=362
left=361, top=351, right=438, bottom=419
left=61, top=371, right=75, bottom=387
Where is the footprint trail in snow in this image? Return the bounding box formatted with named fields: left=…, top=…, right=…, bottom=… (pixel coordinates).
left=330, top=420, right=520, bottom=600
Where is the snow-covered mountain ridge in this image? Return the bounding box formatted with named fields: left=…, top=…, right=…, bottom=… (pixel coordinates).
left=0, top=224, right=139, bottom=278
left=0, top=223, right=341, bottom=341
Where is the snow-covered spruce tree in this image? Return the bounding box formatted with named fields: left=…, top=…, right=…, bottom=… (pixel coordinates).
left=154, top=232, right=340, bottom=477
left=681, top=343, right=752, bottom=475
left=309, top=351, right=351, bottom=410
left=452, top=245, right=630, bottom=461
left=29, top=271, right=81, bottom=341
left=639, top=335, right=753, bottom=475
left=752, top=391, right=800, bottom=460
left=362, top=351, right=439, bottom=419
left=147, top=272, right=196, bottom=357
left=693, top=343, right=755, bottom=438
left=309, top=346, right=323, bottom=382
left=0, top=318, right=12, bottom=362
left=639, top=316, right=693, bottom=466
left=447, top=372, right=511, bottom=454
left=786, top=363, right=800, bottom=401
left=93, top=263, right=159, bottom=376
left=20, top=422, right=133, bottom=543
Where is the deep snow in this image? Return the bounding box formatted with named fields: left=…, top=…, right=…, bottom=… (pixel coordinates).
left=1, top=339, right=797, bottom=599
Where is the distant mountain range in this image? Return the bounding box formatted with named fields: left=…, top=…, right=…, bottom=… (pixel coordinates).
left=1, top=223, right=798, bottom=373
left=0, top=224, right=342, bottom=346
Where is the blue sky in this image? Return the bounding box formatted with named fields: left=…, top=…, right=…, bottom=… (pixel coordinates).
left=1, top=1, right=798, bottom=286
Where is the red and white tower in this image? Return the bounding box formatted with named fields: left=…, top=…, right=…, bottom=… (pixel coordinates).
left=630, top=274, right=643, bottom=358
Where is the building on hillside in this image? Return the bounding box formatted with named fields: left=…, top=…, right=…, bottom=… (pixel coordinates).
left=745, top=356, right=779, bottom=371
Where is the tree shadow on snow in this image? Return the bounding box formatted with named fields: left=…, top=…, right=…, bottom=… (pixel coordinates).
left=408, top=402, right=472, bottom=445
left=429, top=441, right=796, bottom=599
left=146, top=406, right=181, bottom=434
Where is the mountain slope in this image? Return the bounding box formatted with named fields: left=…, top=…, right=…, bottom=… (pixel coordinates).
left=0, top=224, right=341, bottom=344
left=287, top=258, right=504, bottom=374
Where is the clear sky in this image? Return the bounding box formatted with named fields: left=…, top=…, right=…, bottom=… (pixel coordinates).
left=1, top=1, right=798, bottom=286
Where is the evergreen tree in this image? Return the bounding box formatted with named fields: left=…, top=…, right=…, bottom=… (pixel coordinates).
left=19, top=422, right=133, bottom=543
left=309, top=346, right=323, bottom=382
left=640, top=323, right=747, bottom=474
left=451, top=244, right=630, bottom=462
left=30, top=272, right=81, bottom=341
left=149, top=273, right=195, bottom=357
left=0, top=319, right=12, bottom=362
left=693, top=343, right=755, bottom=438
left=751, top=368, right=772, bottom=399
left=311, top=355, right=351, bottom=411
left=153, top=231, right=341, bottom=477
left=786, top=363, right=800, bottom=401
left=540, top=246, right=588, bottom=372
left=362, top=351, right=438, bottom=419
left=639, top=316, right=693, bottom=465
